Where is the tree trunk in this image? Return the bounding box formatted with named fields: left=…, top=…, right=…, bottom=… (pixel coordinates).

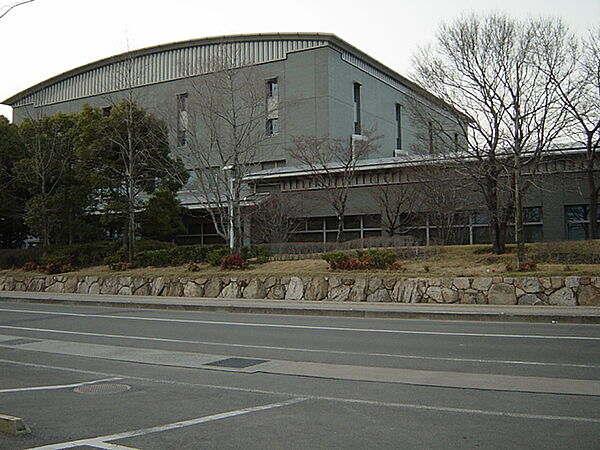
left=587, top=134, right=598, bottom=240
left=514, top=157, right=525, bottom=268
left=336, top=213, right=344, bottom=243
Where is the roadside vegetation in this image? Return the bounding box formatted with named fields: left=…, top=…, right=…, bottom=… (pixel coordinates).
left=2, top=240, right=600, bottom=279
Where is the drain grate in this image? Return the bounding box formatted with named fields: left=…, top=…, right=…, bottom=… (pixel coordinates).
left=74, top=383, right=131, bottom=395
left=0, top=338, right=41, bottom=346
left=205, top=357, right=268, bottom=368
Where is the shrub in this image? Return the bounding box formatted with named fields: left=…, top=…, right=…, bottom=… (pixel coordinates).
left=0, top=248, right=46, bottom=269
left=186, top=262, right=202, bottom=272
left=39, top=263, right=74, bottom=274
left=321, top=252, right=352, bottom=270
left=207, top=247, right=231, bottom=266
left=336, top=257, right=369, bottom=270
left=519, top=261, right=537, bottom=272
left=322, top=249, right=399, bottom=271
left=241, top=245, right=272, bottom=263
left=220, top=254, right=249, bottom=270
left=109, top=262, right=133, bottom=271
left=21, top=261, right=39, bottom=272
left=387, top=262, right=407, bottom=272
left=41, top=241, right=121, bottom=267
left=134, top=249, right=171, bottom=267
left=356, top=249, right=397, bottom=269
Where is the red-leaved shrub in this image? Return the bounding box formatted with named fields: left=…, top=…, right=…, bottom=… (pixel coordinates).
left=220, top=254, right=249, bottom=270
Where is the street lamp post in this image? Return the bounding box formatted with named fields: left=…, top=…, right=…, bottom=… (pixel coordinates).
left=222, top=165, right=235, bottom=250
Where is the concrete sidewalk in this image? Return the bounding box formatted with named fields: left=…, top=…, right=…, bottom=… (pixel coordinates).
left=1, top=291, right=599, bottom=323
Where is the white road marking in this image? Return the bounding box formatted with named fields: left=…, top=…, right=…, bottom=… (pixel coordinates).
left=0, top=377, right=123, bottom=394
left=1, top=307, right=599, bottom=341
left=27, top=397, right=307, bottom=449
left=82, top=442, right=139, bottom=450
left=1, top=324, right=597, bottom=369
left=3, top=358, right=600, bottom=424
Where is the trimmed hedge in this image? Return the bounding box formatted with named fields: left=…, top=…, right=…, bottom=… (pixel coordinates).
left=322, top=249, right=398, bottom=270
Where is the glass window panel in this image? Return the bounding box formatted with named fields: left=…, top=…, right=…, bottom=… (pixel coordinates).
left=524, top=225, right=543, bottom=243
left=306, top=218, right=324, bottom=231
left=343, top=215, right=361, bottom=229
left=363, top=214, right=382, bottom=228
left=325, top=216, right=339, bottom=229
left=523, top=207, right=542, bottom=223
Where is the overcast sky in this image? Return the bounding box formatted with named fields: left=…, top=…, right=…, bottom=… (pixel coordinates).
left=0, top=0, right=598, bottom=121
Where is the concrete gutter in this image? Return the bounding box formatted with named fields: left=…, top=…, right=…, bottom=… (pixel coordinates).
left=1, top=291, right=599, bottom=323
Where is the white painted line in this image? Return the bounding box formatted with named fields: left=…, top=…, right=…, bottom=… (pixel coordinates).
left=83, top=442, right=139, bottom=450
left=1, top=324, right=597, bottom=369
left=27, top=397, right=307, bottom=450
left=4, top=358, right=600, bottom=424
left=0, top=377, right=123, bottom=394
left=1, top=307, right=599, bottom=341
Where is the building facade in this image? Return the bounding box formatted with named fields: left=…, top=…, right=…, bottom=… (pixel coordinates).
left=3, top=33, right=595, bottom=245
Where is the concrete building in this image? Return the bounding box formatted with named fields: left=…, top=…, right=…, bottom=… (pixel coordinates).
left=3, top=33, right=595, bottom=245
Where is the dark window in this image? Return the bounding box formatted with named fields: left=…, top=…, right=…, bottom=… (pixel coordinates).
left=266, top=118, right=279, bottom=136
left=395, top=104, right=402, bottom=149
left=565, top=205, right=600, bottom=240
left=428, top=122, right=434, bottom=154
left=102, top=106, right=112, bottom=117
left=523, top=207, right=542, bottom=223
left=353, top=82, right=362, bottom=135
left=266, top=78, right=279, bottom=98
left=176, top=93, right=188, bottom=146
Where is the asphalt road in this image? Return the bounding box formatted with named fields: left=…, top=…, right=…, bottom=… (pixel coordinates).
left=0, top=300, right=599, bottom=449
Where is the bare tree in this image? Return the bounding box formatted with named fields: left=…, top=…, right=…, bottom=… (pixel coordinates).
left=413, top=14, right=569, bottom=265
left=172, top=56, right=270, bottom=253
left=538, top=26, right=600, bottom=238
left=412, top=14, right=514, bottom=254
left=415, top=163, right=470, bottom=245
left=370, top=173, right=417, bottom=237
left=250, top=192, right=307, bottom=243
left=289, top=132, right=381, bottom=242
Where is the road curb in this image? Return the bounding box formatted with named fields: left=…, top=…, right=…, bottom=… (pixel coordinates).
left=0, top=414, right=31, bottom=436
left=1, top=295, right=599, bottom=324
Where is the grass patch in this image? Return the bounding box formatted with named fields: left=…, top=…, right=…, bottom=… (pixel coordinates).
left=2, top=240, right=599, bottom=279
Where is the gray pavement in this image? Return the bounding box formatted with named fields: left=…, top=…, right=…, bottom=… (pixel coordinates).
left=1, top=290, right=600, bottom=323
left=1, top=298, right=599, bottom=448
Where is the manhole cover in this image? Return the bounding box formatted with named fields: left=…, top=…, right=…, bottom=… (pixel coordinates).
left=205, top=357, right=268, bottom=368
left=74, top=383, right=130, bottom=395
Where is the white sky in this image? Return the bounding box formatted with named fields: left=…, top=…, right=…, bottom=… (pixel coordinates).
left=0, top=0, right=598, bottom=121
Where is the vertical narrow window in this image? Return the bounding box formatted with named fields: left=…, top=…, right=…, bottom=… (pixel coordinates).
left=266, top=78, right=279, bottom=98
left=266, top=78, right=279, bottom=136
left=266, top=118, right=279, bottom=136
left=453, top=132, right=459, bottom=152
left=176, top=93, right=188, bottom=146
left=395, top=104, right=402, bottom=149
left=353, top=82, right=362, bottom=135
left=428, top=121, right=434, bottom=154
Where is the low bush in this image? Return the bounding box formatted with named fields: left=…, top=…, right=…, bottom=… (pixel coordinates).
left=186, top=262, right=202, bottom=272
left=321, top=252, right=351, bottom=270
left=356, top=249, right=397, bottom=269
left=109, top=262, right=133, bottom=271
left=134, top=249, right=171, bottom=267
left=322, top=249, right=399, bottom=271
left=0, top=248, right=46, bottom=269
left=220, top=254, right=249, bottom=270
left=241, top=245, right=272, bottom=263
left=207, top=247, right=232, bottom=266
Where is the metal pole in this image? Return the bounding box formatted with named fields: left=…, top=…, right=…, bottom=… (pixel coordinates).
left=229, top=174, right=234, bottom=250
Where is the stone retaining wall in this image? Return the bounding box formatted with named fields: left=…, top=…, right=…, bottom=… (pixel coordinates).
left=1, top=274, right=599, bottom=306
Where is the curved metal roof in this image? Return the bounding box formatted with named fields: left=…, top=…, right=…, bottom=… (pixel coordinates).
left=3, top=32, right=456, bottom=116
